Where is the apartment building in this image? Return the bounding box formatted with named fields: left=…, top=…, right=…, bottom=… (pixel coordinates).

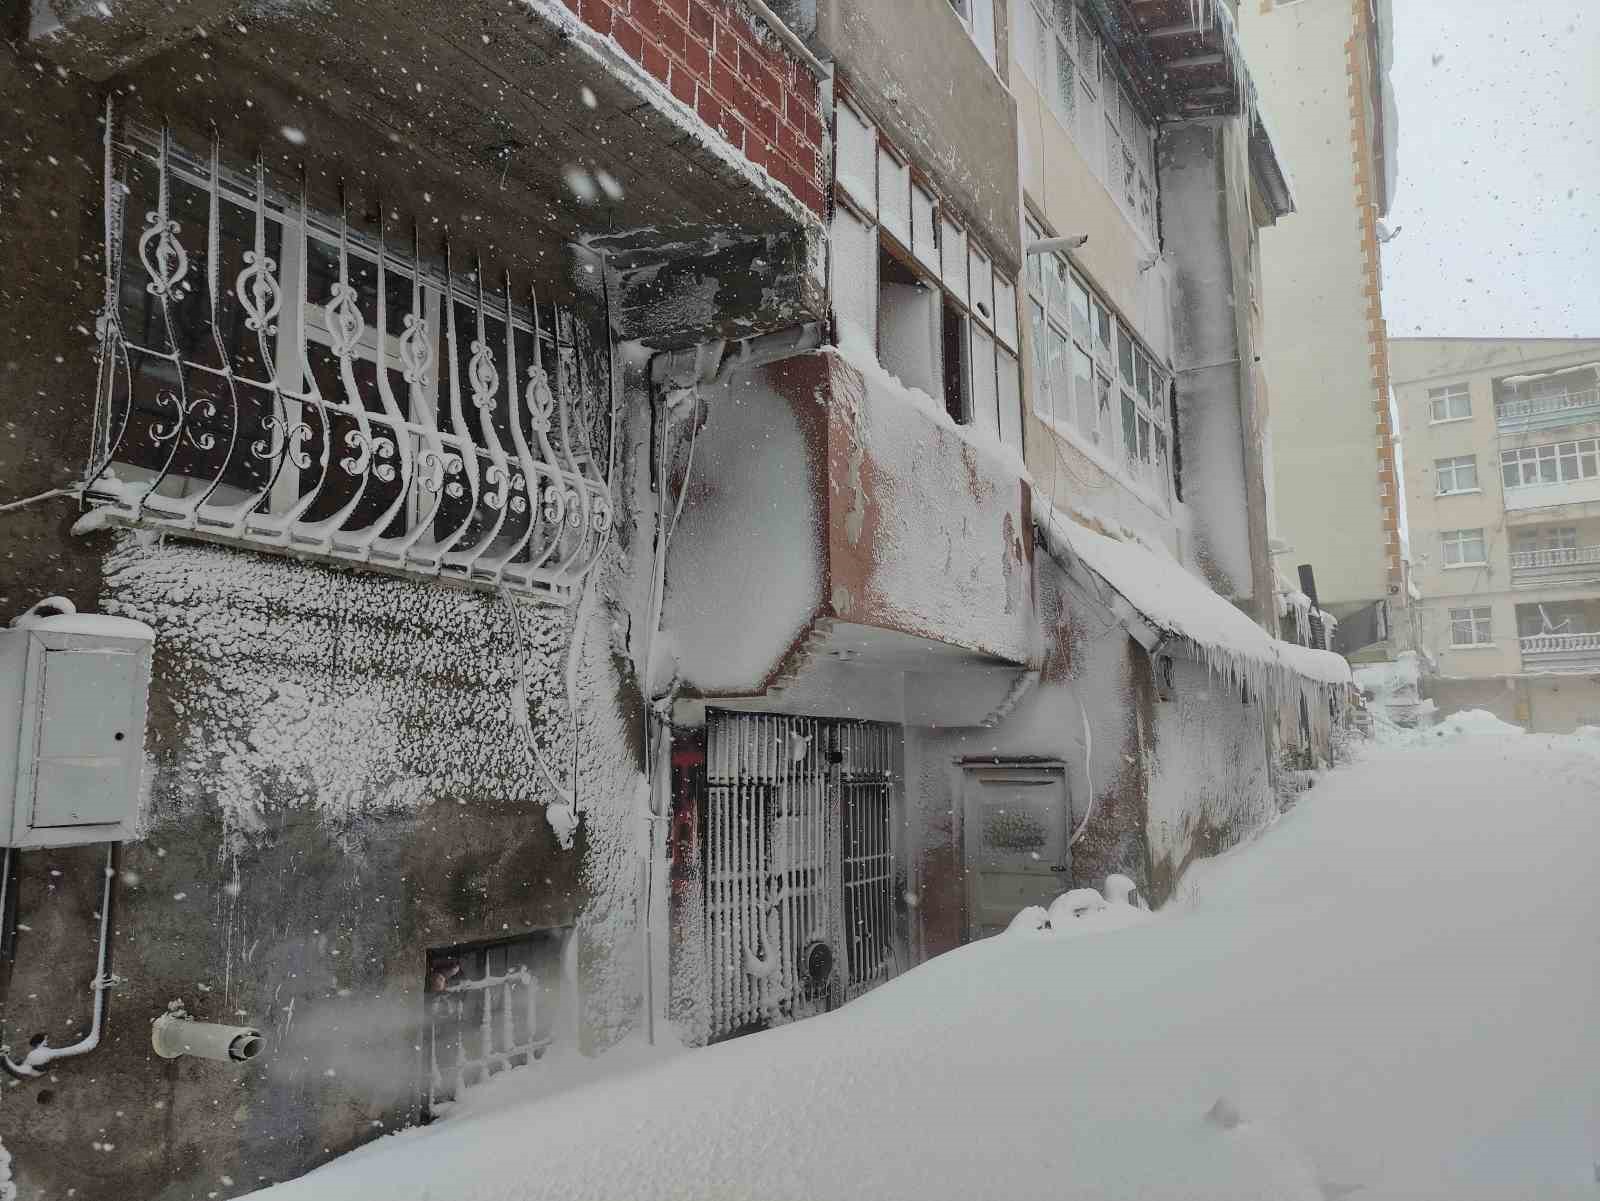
left=1236, top=0, right=1403, bottom=653
left=0, top=2, right=1344, bottom=1195
left=1393, top=337, right=1600, bottom=732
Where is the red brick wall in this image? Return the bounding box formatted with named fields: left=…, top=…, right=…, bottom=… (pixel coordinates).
left=560, top=0, right=827, bottom=216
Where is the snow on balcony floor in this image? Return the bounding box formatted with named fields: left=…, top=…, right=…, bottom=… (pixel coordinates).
left=253, top=724, right=1600, bottom=1201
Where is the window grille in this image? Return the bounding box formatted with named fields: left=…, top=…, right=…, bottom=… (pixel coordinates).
left=702, top=712, right=899, bottom=1042
left=90, top=116, right=614, bottom=602
left=425, top=928, right=566, bottom=1114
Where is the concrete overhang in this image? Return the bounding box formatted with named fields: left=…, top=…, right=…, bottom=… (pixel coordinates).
left=31, top=0, right=822, bottom=302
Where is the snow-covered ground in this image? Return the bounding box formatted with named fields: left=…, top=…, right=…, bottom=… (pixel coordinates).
left=257, top=726, right=1600, bottom=1201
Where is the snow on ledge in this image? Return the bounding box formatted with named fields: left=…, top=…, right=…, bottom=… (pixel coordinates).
left=1040, top=507, right=1351, bottom=694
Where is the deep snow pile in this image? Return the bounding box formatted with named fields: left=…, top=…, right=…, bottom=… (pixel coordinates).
left=255, top=729, right=1600, bottom=1201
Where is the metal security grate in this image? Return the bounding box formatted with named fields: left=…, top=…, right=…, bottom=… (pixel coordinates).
left=703, top=713, right=897, bottom=1041
left=90, top=116, right=613, bottom=601
left=425, top=929, right=564, bottom=1114
left=838, top=722, right=897, bottom=998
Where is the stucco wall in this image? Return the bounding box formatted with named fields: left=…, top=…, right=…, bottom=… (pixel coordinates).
left=1237, top=0, right=1394, bottom=609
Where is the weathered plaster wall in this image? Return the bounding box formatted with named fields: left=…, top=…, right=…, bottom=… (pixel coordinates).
left=1162, top=120, right=1255, bottom=605
left=0, top=35, right=660, bottom=1199
left=906, top=552, right=1277, bottom=959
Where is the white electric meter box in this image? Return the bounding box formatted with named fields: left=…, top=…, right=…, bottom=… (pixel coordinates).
left=0, top=613, right=154, bottom=848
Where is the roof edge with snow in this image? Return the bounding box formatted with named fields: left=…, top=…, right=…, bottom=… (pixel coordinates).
left=1038, top=509, right=1352, bottom=696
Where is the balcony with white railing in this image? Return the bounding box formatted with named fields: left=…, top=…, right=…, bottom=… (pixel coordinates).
left=1508, top=544, right=1600, bottom=589
left=1519, top=631, right=1600, bottom=672
left=1496, top=386, right=1600, bottom=433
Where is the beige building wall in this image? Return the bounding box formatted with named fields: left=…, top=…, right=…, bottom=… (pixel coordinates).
left=1392, top=337, right=1600, bottom=730
left=1237, top=0, right=1402, bottom=616
left=1009, top=33, right=1183, bottom=560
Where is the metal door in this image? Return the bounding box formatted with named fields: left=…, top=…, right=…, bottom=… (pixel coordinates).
left=703, top=712, right=897, bottom=1041
left=963, top=766, right=1070, bottom=939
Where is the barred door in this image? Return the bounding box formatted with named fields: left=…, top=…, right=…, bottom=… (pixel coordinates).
left=703, top=712, right=897, bottom=1041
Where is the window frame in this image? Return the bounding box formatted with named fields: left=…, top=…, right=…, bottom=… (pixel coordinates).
left=1021, top=0, right=1157, bottom=244
left=1440, top=527, right=1488, bottom=568
left=1434, top=454, right=1479, bottom=495
left=1448, top=606, right=1493, bottom=648
left=833, top=93, right=1024, bottom=453
left=1023, top=214, right=1172, bottom=506
left=1427, top=382, right=1471, bottom=423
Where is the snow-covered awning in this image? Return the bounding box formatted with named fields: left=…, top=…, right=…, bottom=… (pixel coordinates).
left=1039, top=512, right=1351, bottom=695
left=1500, top=362, right=1600, bottom=387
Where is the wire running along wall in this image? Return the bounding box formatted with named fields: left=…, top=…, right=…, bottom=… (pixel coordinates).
left=90, top=111, right=614, bottom=602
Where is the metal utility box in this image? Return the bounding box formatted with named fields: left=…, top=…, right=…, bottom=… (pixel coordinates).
left=0, top=613, right=154, bottom=847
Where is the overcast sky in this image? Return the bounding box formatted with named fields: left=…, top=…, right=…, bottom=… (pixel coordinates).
left=1381, top=0, right=1600, bottom=339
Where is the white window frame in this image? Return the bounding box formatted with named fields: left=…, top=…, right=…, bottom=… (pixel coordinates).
left=1024, top=216, right=1171, bottom=506
left=834, top=100, right=1024, bottom=453
left=1440, top=528, right=1488, bottom=568
left=1501, top=438, right=1600, bottom=489
left=1021, top=1, right=1158, bottom=244
left=1434, top=455, right=1479, bottom=495
left=1428, top=383, right=1471, bottom=423
left=1448, top=606, right=1493, bottom=647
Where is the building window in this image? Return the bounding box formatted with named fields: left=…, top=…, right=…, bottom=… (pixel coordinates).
left=426, top=928, right=567, bottom=1114
left=1449, top=606, right=1493, bottom=647
left=92, top=126, right=613, bottom=602
left=1440, top=528, right=1487, bottom=567
left=1024, top=216, right=1170, bottom=505
left=1428, top=383, right=1471, bottom=422
left=1513, top=527, right=1578, bottom=555
left=1434, top=455, right=1478, bottom=494
left=832, top=97, right=1023, bottom=452
left=1501, top=438, right=1600, bottom=488
left=1015, top=1, right=1158, bottom=243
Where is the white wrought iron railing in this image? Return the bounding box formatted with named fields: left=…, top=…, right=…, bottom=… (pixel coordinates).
left=1496, top=388, right=1600, bottom=423
left=1509, top=546, right=1600, bottom=571
left=1519, top=632, right=1600, bottom=656
left=89, top=108, right=614, bottom=601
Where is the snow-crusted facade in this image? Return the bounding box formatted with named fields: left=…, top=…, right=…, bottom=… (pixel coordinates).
left=1, top=0, right=1344, bottom=1195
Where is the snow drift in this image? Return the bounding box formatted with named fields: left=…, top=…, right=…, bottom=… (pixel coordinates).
left=252, top=726, right=1600, bottom=1201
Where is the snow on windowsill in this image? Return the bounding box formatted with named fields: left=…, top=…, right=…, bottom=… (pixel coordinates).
left=1034, top=408, right=1172, bottom=518
left=1440, top=562, right=1488, bottom=570
left=1428, top=416, right=1473, bottom=426
left=1448, top=642, right=1499, bottom=651
left=833, top=320, right=1032, bottom=487
left=1434, top=488, right=1483, bottom=497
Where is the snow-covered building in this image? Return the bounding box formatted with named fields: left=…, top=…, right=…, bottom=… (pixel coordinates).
left=1235, top=0, right=1404, bottom=657
left=1391, top=336, right=1600, bottom=732
left=0, top=0, right=1344, bottom=1195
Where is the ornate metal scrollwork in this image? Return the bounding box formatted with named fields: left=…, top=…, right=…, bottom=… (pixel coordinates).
left=90, top=118, right=616, bottom=601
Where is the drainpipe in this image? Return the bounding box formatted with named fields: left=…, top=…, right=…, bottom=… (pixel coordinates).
left=3, top=845, right=116, bottom=1078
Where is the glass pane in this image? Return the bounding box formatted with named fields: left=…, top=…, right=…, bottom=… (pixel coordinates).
left=1117, top=323, right=1134, bottom=386
left=1049, top=325, right=1072, bottom=426
left=1029, top=300, right=1049, bottom=417
left=1121, top=392, right=1137, bottom=460
left=1055, top=40, right=1076, bottom=119
left=1073, top=343, right=1095, bottom=439
left=1069, top=277, right=1090, bottom=343
left=1093, top=300, right=1112, bottom=360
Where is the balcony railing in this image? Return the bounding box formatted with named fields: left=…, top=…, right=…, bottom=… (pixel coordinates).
left=1496, top=387, right=1600, bottom=431
left=1519, top=631, right=1600, bottom=671
left=1508, top=544, right=1600, bottom=588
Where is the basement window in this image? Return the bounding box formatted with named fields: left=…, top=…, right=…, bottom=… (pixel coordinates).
left=425, top=927, right=567, bottom=1115
left=942, top=298, right=971, bottom=424
left=90, top=121, right=613, bottom=602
